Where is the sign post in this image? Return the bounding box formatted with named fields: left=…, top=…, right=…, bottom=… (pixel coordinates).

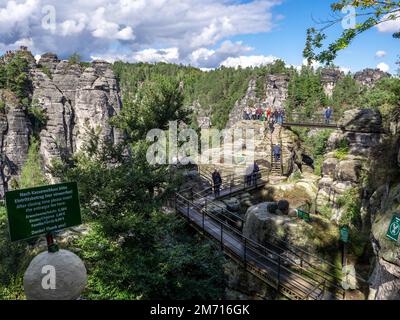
left=386, top=214, right=400, bottom=243
left=340, top=226, right=349, bottom=244
left=5, top=182, right=81, bottom=244
left=296, top=209, right=311, bottom=222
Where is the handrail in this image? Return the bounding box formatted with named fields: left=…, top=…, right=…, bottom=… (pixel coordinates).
left=175, top=194, right=326, bottom=299
left=174, top=170, right=349, bottom=299
left=188, top=168, right=350, bottom=288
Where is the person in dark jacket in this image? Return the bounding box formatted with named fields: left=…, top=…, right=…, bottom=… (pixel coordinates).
left=252, top=161, right=260, bottom=185
left=212, top=169, right=222, bottom=197
left=324, top=106, right=333, bottom=124
left=273, top=144, right=281, bottom=162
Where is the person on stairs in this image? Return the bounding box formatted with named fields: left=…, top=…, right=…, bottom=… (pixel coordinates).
left=324, top=106, right=333, bottom=124
left=212, top=169, right=222, bottom=197
left=269, top=118, right=275, bottom=134
left=273, top=144, right=281, bottom=162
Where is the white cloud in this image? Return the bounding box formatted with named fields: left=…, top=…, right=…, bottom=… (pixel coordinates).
left=190, top=40, right=252, bottom=68
left=91, top=47, right=180, bottom=64
left=375, top=50, right=387, bottom=58
left=0, top=0, right=39, bottom=29
left=377, top=62, right=390, bottom=73
left=377, top=12, right=400, bottom=33
left=90, top=7, right=135, bottom=40
left=59, top=14, right=87, bottom=37
left=221, top=55, right=278, bottom=69
left=0, top=0, right=281, bottom=68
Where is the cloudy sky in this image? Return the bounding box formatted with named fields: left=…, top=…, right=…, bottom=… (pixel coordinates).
left=0, top=0, right=398, bottom=73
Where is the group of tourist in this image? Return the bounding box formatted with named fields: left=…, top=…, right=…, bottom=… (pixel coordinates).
left=243, top=106, right=286, bottom=126
left=211, top=162, right=262, bottom=197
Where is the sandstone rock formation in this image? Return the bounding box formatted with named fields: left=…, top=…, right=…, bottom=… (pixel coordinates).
left=0, top=52, right=123, bottom=197
left=317, top=109, right=385, bottom=217
left=226, top=75, right=289, bottom=129
left=354, top=68, right=390, bottom=88
left=321, top=68, right=344, bottom=97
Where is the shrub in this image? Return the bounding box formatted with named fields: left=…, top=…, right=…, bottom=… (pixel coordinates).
left=337, top=188, right=361, bottom=227
left=19, top=137, right=48, bottom=188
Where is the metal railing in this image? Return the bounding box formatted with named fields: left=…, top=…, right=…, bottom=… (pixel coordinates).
left=175, top=193, right=330, bottom=300
left=283, top=112, right=340, bottom=126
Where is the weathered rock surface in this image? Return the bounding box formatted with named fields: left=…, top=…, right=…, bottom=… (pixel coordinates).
left=317, top=109, right=384, bottom=215
left=0, top=51, right=123, bottom=196
left=367, top=182, right=400, bottom=300
left=354, top=68, right=390, bottom=88
left=226, top=75, right=289, bottom=129
left=0, top=92, right=30, bottom=197
left=320, top=68, right=344, bottom=97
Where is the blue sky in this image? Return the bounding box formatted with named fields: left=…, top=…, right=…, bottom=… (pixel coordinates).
left=0, top=0, right=398, bottom=73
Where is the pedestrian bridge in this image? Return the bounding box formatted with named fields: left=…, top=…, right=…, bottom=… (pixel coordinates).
left=282, top=112, right=385, bottom=134
left=173, top=168, right=367, bottom=300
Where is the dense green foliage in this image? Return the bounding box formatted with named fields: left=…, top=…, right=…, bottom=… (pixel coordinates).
left=0, top=52, right=31, bottom=103
left=358, top=77, right=400, bottom=123
left=111, top=74, right=189, bottom=141
left=287, top=67, right=327, bottom=115
left=0, top=205, right=32, bottom=299
left=50, top=132, right=226, bottom=299
left=19, top=137, right=48, bottom=189
left=113, top=60, right=292, bottom=130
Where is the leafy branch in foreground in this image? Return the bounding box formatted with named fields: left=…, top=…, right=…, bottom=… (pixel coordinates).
left=304, top=1, right=400, bottom=65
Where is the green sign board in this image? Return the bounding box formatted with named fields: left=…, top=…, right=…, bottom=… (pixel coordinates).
left=5, top=182, right=81, bottom=242
left=386, top=214, right=400, bottom=242
left=340, top=226, right=349, bottom=243
left=296, top=209, right=310, bottom=222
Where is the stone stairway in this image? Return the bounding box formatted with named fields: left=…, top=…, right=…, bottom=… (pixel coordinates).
left=269, top=124, right=283, bottom=176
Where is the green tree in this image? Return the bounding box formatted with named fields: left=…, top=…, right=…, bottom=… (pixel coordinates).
left=304, top=1, right=400, bottom=64
left=330, top=74, right=360, bottom=112
left=112, top=75, right=189, bottom=141
left=19, top=137, right=48, bottom=189
left=5, top=52, right=31, bottom=100
left=50, top=132, right=226, bottom=300
left=0, top=64, right=6, bottom=88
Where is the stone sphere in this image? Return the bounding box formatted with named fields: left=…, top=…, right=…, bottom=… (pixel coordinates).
left=24, top=249, right=87, bottom=300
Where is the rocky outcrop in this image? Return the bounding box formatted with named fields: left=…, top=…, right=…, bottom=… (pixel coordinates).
left=0, top=91, right=30, bottom=197
left=317, top=109, right=385, bottom=215
left=354, top=68, right=390, bottom=89
left=366, top=182, right=400, bottom=300
left=321, top=68, right=344, bottom=97
left=226, top=75, right=289, bottom=128
left=0, top=51, right=123, bottom=196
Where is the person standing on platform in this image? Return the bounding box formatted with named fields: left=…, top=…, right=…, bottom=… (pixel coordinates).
left=212, top=169, right=222, bottom=197
left=324, top=106, right=333, bottom=124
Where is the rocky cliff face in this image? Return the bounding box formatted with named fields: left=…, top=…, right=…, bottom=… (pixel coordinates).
left=321, top=68, right=344, bottom=97
left=316, top=109, right=384, bottom=217
left=226, top=75, right=289, bottom=129
left=354, top=68, right=391, bottom=89
left=0, top=52, right=123, bottom=197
